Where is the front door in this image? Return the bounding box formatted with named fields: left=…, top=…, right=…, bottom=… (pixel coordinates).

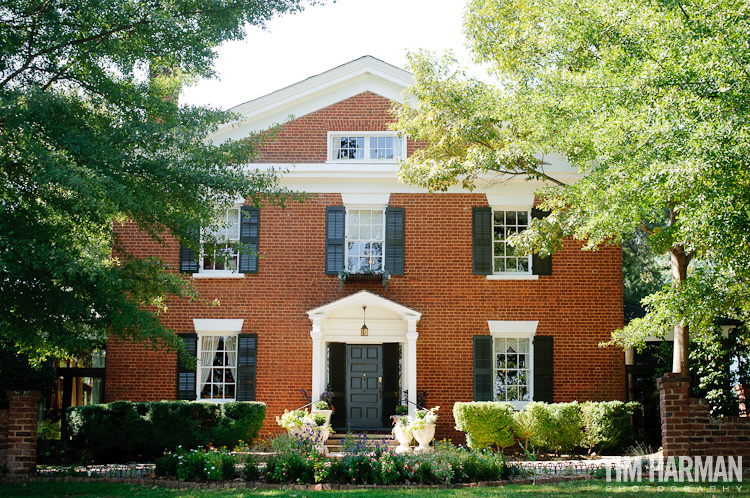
left=347, top=344, right=382, bottom=429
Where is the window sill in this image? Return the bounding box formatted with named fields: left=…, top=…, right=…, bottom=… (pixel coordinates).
left=486, top=274, right=538, bottom=281
left=196, top=398, right=237, bottom=403
left=191, top=272, right=245, bottom=279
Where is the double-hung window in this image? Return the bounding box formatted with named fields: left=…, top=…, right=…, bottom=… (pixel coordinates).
left=494, top=336, right=532, bottom=407
left=492, top=209, right=531, bottom=275
left=346, top=208, right=385, bottom=272
left=179, top=206, right=259, bottom=276
left=177, top=321, right=257, bottom=402
left=198, top=333, right=238, bottom=401
left=328, top=132, right=405, bottom=162
left=473, top=206, right=551, bottom=277
left=325, top=205, right=405, bottom=276
left=201, top=208, right=240, bottom=273
left=473, top=322, right=552, bottom=407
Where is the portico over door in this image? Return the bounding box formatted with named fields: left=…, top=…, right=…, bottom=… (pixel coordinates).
left=307, top=290, right=422, bottom=418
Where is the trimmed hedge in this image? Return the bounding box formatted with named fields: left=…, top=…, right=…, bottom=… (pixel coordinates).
left=455, top=400, right=642, bottom=455
left=68, top=400, right=265, bottom=462
left=453, top=402, right=515, bottom=450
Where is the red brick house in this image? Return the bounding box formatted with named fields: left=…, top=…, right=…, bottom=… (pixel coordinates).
left=106, top=56, right=625, bottom=438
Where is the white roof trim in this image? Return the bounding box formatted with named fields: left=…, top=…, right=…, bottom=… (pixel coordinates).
left=487, top=320, right=539, bottom=336
left=193, top=319, right=244, bottom=333
left=307, top=290, right=422, bottom=321
left=209, top=56, right=414, bottom=143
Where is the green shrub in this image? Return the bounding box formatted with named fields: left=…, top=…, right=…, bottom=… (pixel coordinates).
left=522, top=401, right=584, bottom=455
left=453, top=402, right=515, bottom=450
left=212, top=402, right=266, bottom=448
left=68, top=400, right=265, bottom=462
left=581, top=401, right=641, bottom=454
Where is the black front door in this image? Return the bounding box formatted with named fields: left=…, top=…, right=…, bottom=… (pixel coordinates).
left=347, top=344, right=382, bottom=428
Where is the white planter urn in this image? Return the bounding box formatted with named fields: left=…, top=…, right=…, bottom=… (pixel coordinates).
left=412, top=423, right=436, bottom=452
left=311, top=409, right=333, bottom=425
left=287, top=425, right=304, bottom=438
left=392, top=425, right=413, bottom=454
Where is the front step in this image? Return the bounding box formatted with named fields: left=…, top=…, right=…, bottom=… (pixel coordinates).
left=325, top=431, right=397, bottom=454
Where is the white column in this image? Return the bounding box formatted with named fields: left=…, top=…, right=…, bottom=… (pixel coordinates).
left=406, top=319, right=419, bottom=417
left=310, top=317, right=324, bottom=403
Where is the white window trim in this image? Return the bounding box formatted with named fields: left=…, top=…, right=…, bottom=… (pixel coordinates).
left=344, top=204, right=387, bottom=274
left=488, top=206, right=533, bottom=279
left=488, top=320, right=537, bottom=409
left=193, top=319, right=244, bottom=403
left=327, top=131, right=406, bottom=163
left=192, top=205, right=245, bottom=279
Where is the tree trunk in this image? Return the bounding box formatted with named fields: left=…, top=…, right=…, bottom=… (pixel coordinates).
left=670, top=245, right=691, bottom=375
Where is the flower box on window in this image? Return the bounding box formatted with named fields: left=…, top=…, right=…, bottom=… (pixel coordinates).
left=338, top=269, right=390, bottom=291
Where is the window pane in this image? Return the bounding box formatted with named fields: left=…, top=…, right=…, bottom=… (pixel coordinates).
left=494, top=258, right=505, bottom=272
left=372, top=210, right=383, bottom=225
left=360, top=210, right=372, bottom=224
left=519, top=258, right=530, bottom=272
left=517, top=211, right=528, bottom=225
left=370, top=242, right=383, bottom=256
left=519, top=338, right=529, bottom=354
left=506, top=211, right=516, bottom=225
left=506, top=258, right=517, bottom=271
left=494, top=242, right=505, bottom=257
left=393, top=137, right=402, bottom=158
left=349, top=210, right=359, bottom=226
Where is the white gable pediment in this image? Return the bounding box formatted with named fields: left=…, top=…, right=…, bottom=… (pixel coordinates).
left=209, top=56, right=414, bottom=143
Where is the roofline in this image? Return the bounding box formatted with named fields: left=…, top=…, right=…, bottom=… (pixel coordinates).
left=209, top=56, right=414, bottom=141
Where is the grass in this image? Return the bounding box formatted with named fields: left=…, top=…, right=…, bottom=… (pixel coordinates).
left=1, top=480, right=747, bottom=497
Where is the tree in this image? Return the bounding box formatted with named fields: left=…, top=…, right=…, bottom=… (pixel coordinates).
left=393, top=0, right=750, bottom=374
left=0, top=0, right=313, bottom=362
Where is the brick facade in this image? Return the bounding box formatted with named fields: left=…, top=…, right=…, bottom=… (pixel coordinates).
left=658, top=374, right=750, bottom=459
left=107, top=90, right=625, bottom=441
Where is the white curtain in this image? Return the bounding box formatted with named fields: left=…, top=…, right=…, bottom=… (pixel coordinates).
left=200, top=336, right=221, bottom=395
left=225, top=335, right=237, bottom=382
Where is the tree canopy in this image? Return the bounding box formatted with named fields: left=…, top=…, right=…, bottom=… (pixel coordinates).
left=393, top=0, right=750, bottom=374
left=0, top=0, right=312, bottom=362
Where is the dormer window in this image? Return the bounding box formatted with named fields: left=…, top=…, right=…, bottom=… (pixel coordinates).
left=328, top=132, right=405, bottom=162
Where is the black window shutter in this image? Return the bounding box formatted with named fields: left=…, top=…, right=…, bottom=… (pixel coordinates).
left=179, top=226, right=199, bottom=273
left=472, top=207, right=492, bottom=275
left=239, top=206, right=259, bottom=274
left=325, top=207, right=345, bottom=274
left=531, top=208, right=552, bottom=275
left=176, top=334, right=197, bottom=400
left=533, top=335, right=554, bottom=402
left=473, top=335, right=493, bottom=401
left=384, top=207, right=405, bottom=275
left=236, top=333, right=257, bottom=401
left=328, top=342, right=347, bottom=428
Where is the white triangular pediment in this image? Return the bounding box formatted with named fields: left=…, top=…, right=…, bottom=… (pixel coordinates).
left=307, top=290, right=421, bottom=321
left=209, top=56, right=414, bottom=143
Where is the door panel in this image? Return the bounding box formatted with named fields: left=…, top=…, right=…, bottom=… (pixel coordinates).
left=347, top=344, right=382, bottom=428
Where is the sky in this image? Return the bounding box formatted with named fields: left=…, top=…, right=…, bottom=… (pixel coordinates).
left=180, top=0, right=473, bottom=110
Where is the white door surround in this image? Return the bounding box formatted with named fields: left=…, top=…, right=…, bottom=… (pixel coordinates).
left=306, top=290, right=422, bottom=417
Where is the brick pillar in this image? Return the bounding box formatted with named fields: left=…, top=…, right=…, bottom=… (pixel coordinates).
left=5, top=390, right=41, bottom=476
left=657, top=373, right=691, bottom=458
left=736, top=384, right=750, bottom=417
left=0, top=406, right=9, bottom=469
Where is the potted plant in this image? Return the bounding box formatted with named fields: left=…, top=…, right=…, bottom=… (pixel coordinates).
left=311, top=384, right=335, bottom=425
left=311, top=400, right=333, bottom=425
left=410, top=406, right=439, bottom=452
left=275, top=409, right=307, bottom=437
left=391, top=414, right=413, bottom=453
left=394, top=405, right=408, bottom=416
left=305, top=412, right=332, bottom=451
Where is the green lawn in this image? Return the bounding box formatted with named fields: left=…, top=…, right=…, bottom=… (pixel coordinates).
left=1, top=480, right=746, bottom=497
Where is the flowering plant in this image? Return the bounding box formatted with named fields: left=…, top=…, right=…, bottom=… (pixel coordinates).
left=409, top=406, right=439, bottom=431
left=275, top=409, right=307, bottom=430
